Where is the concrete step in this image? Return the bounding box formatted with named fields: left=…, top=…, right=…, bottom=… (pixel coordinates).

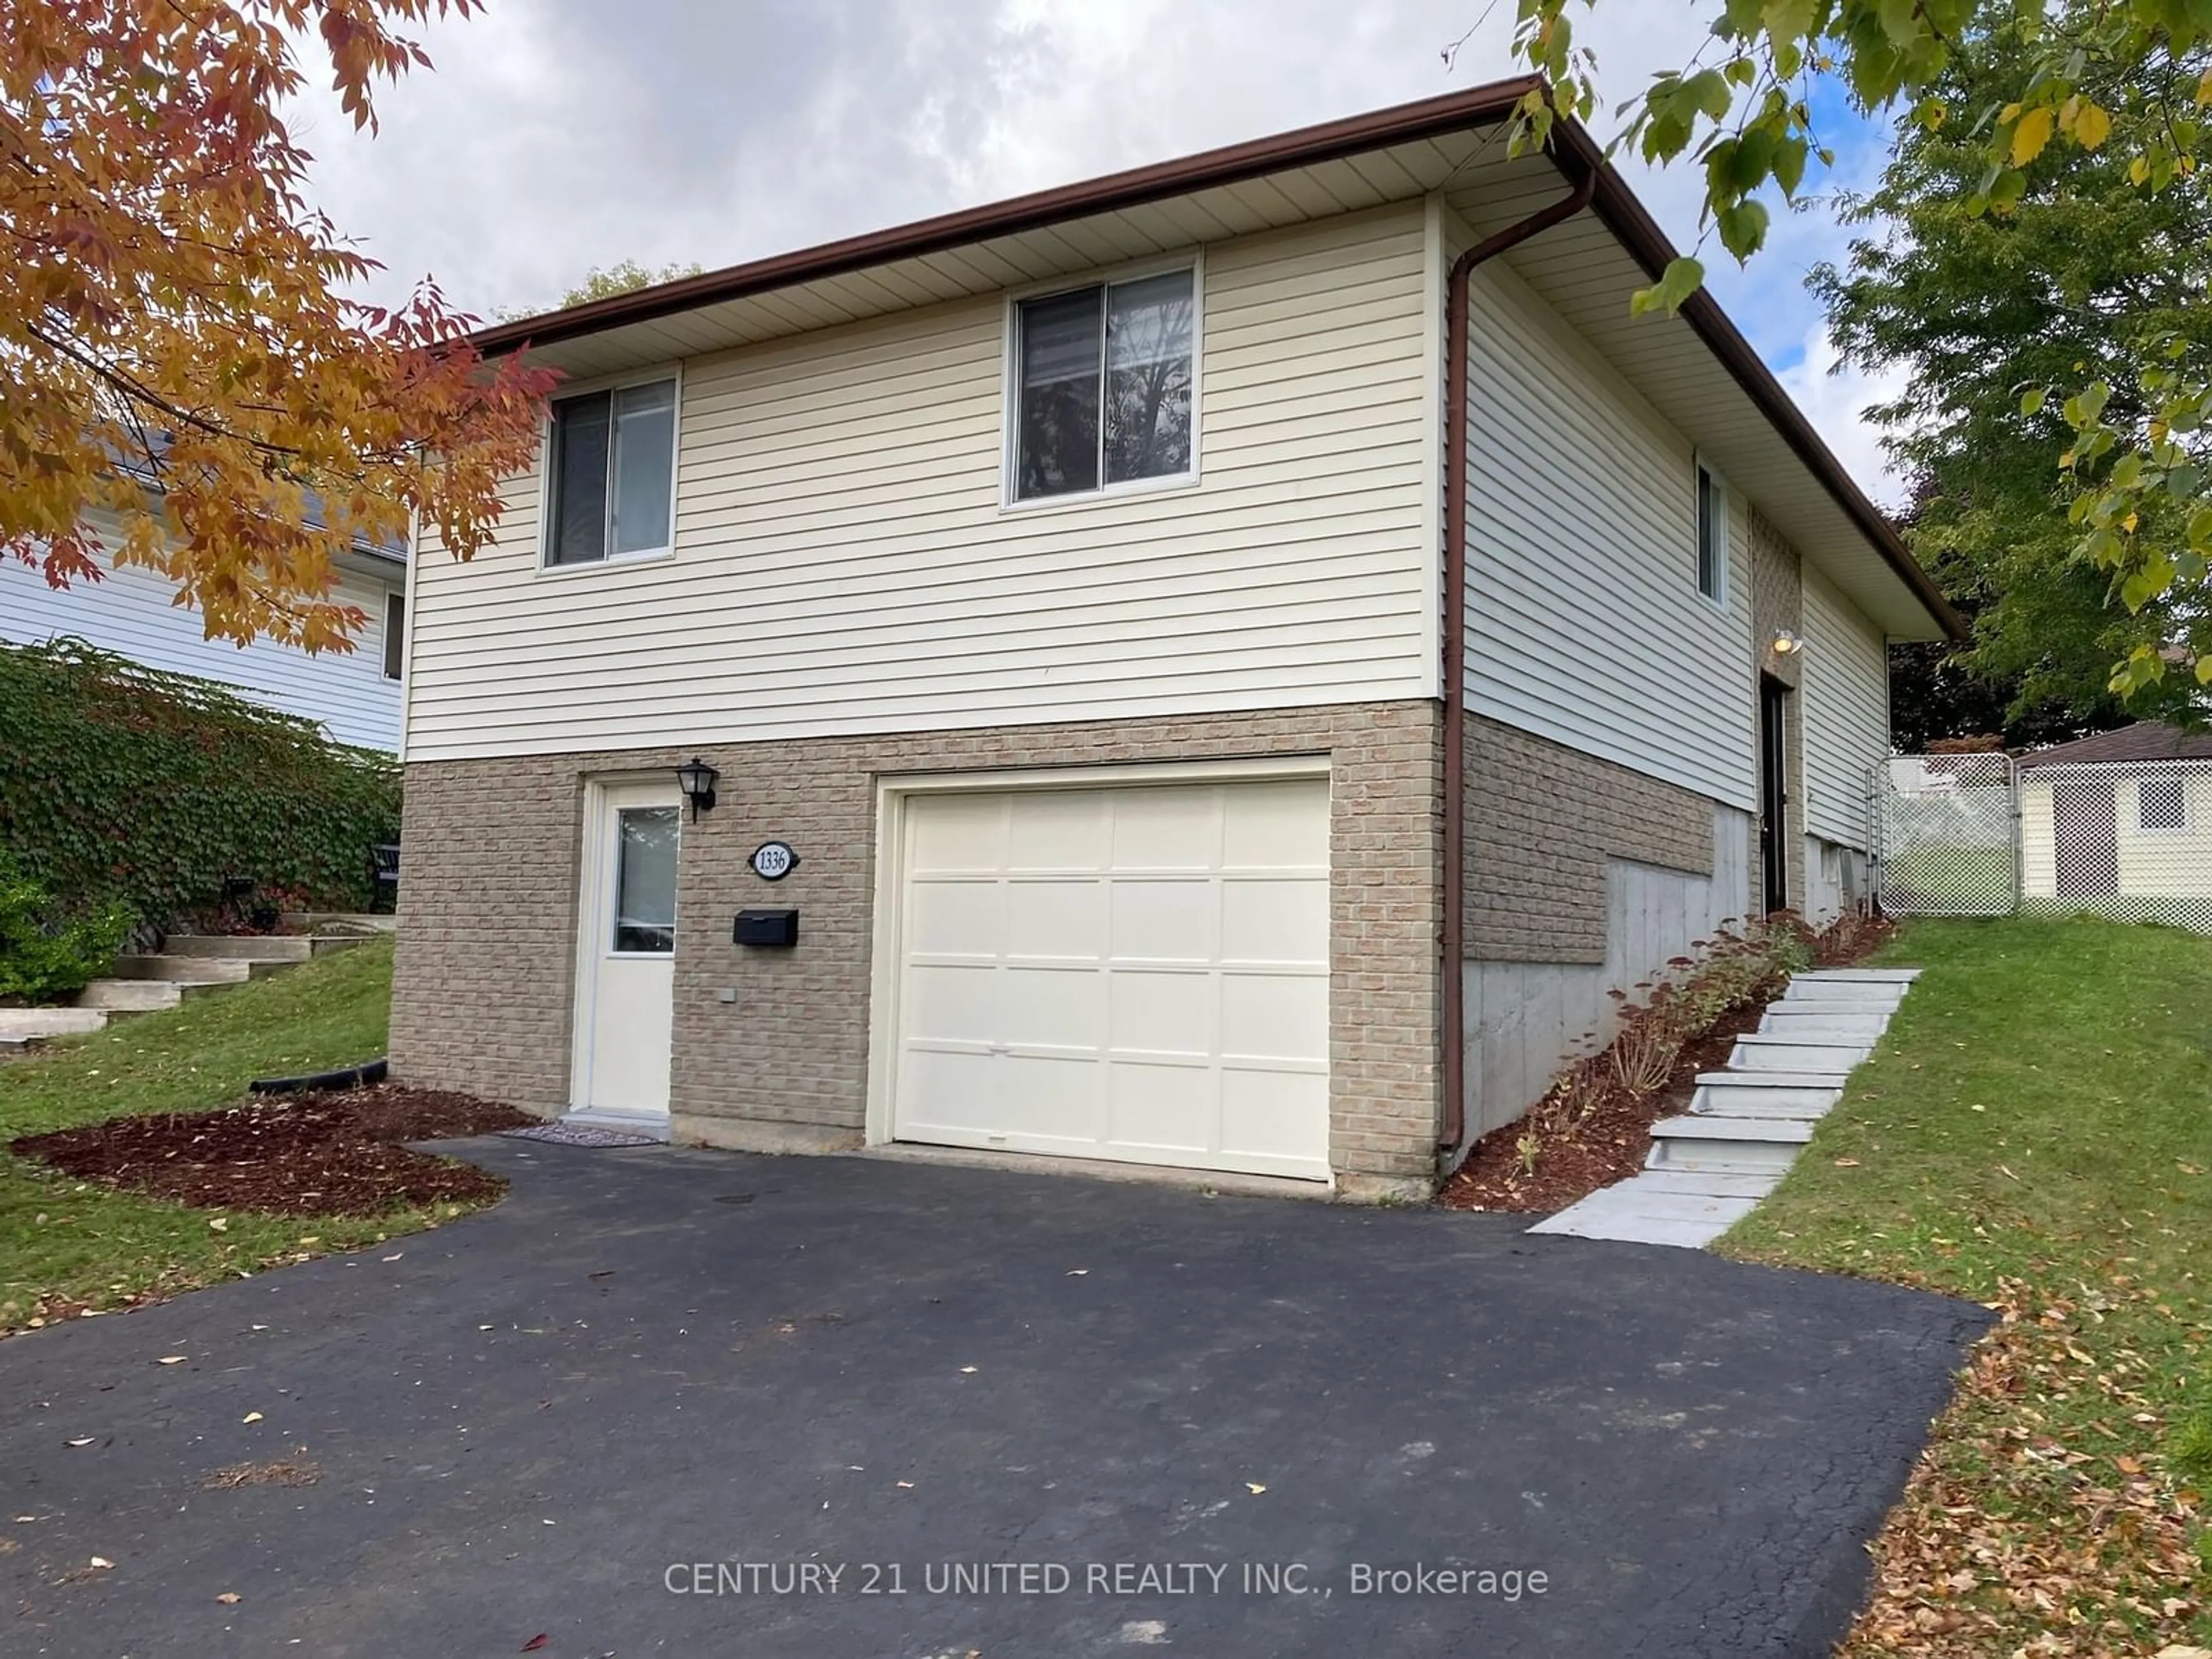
left=1790, top=967, right=1919, bottom=983
left=1646, top=1115, right=1813, bottom=1176
left=1688, top=1073, right=1846, bottom=1119
left=1527, top=1176, right=1763, bottom=1247
left=1613, top=1168, right=1783, bottom=1201
left=279, top=912, right=396, bottom=935
left=1759, top=1005, right=1888, bottom=1031
left=163, top=934, right=330, bottom=962
left=108, top=953, right=257, bottom=984
left=1730, top=1032, right=1873, bottom=1071
left=1780, top=980, right=1907, bottom=1007
left=73, top=978, right=234, bottom=1012
left=0, top=1006, right=109, bottom=1041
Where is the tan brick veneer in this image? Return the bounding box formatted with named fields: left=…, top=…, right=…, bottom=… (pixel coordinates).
left=391, top=701, right=1444, bottom=1187
left=1460, top=714, right=1717, bottom=966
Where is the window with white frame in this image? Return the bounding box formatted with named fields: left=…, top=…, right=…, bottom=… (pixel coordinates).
left=381, top=591, right=404, bottom=682
left=544, top=376, right=677, bottom=566
left=1694, top=460, right=1726, bottom=602
left=1012, top=268, right=1195, bottom=501
left=2139, top=774, right=2187, bottom=831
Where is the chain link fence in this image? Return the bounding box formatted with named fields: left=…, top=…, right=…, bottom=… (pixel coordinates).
left=2017, top=759, right=2212, bottom=931
left=1868, top=753, right=2021, bottom=918
left=1869, top=753, right=2212, bottom=931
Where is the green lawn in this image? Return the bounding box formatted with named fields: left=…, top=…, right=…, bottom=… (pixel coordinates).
left=1726, top=918, right=2211, bottom=1655
left=0, top=939, right=469, bottom=1335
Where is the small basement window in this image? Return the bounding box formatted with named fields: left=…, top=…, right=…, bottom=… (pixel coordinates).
left=2139, top=774, right=2188, bottom=832
left=545, top=376, right=677, bottom=566
left=1695, top=461, right=1726, bottom=602
left=1013, top=268, right=1195, bottom=502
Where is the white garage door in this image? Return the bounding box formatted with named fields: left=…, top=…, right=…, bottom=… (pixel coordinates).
left=891, top=775, right=1331, bottom=1181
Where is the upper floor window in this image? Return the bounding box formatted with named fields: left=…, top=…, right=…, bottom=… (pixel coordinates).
left=546, top=376, right=677, bottom=566
left=2139, top=774, right=2187, bottom=832
left=1012, top=268, right=1195, bottom=502
left=1694, top=460, right=1726, bottom=603
left=382, top=591, right=404, bottom=682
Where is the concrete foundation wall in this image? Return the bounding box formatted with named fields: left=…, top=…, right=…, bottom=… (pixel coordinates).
left=391, top=700, right=1445, bottom=1188
left=1459, top=808, right=1753, bottom=1143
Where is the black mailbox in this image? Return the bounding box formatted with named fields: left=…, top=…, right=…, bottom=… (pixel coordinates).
left=734, top=908, right=799, bottom=948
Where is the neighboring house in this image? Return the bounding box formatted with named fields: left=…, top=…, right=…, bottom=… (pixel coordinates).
left=0, top=502, right=409, bottom=753
left=2018, top=722, right=2212, bottom=926
left=387, top=79, right=1961, bottom=1197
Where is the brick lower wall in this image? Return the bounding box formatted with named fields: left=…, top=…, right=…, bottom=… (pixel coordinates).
left=391, top=701, right=1444, bottom=1185
left=1460, top=715, right=1717, bottom=965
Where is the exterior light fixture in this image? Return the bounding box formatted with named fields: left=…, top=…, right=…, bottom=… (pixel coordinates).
left=1769, top=629, right=1804, bottom=657
left=675, top=756, right=720, bottom=820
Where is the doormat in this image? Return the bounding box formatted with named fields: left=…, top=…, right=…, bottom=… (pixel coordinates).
left=498, top=1122, right=662, bottom=1149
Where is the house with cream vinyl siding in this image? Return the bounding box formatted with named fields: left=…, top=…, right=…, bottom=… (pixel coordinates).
left=389, top=80, right=1959, bottom=1195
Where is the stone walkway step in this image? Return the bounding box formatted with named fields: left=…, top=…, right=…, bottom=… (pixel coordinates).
left=108, top=953, right=258, bottom=984
left=1530, top=963, right=1918, bottom=1249
left=0, top=1006, right=108, bottom=1041
left=164, top=934, right=364, bottom=961
left=1730, top=1032, right=1873, bottom=1070
left=1527, top=1176, right=1764, bottom=1247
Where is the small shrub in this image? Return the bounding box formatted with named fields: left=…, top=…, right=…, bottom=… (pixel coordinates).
left=0, top=853, right=131, bottom=1002
left=2170, top=1413, right=2212, bottom=1486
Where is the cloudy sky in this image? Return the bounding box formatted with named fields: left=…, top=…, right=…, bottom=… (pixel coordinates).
left=293, top=0, right=1907, bottom=499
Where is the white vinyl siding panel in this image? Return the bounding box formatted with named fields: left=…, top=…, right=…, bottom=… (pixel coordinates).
left=1801, top=564, right=1889, bottom=849
left=1459, top=252, right=1756, bottom=809
left=406, top=204, right=1433, bottom=761
left=0, top=539, right=404, bottom=752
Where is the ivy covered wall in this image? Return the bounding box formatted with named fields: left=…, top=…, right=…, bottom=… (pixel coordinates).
left=0, top=639, right=401, bottom=926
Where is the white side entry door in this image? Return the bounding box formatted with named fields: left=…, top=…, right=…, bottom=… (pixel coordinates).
left=575, top=782, right=680, bottom=1118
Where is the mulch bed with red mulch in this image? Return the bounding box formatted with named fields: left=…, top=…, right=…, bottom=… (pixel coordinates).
left=1439, top=915, right=1897, bottom=1214
left=9, top=1085, right=531, bottom=1217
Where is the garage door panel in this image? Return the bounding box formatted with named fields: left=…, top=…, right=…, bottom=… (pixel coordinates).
left=1111, top=787, right=1220, bottom=869
left=904, top=962, right=1002, bottom=1043
left=1220, top=878, right=1328, bottom=963
left=893, top=777, right=1332, bottom=1184
left=908, top=880, right=1006, bottom=957
left=1220, top=1068, right=1330, bottom=1173
left=1108, top=1062, right=1215, bottom=1155
left=1007, top=791, right=1108, bottom=870
left=1220, top=974, right=1329, bottom=1063
left=1005, top=880, right=1107, bottom=960
left=1109, top=879, right=1216, bottom=961
left=1108, top=969, right=1213, bottom=1058
left=909, top=794, right=1006, bottom=872
left=998, top=965, right=1106, bottom=1052
left=1222, top=779, right=1331, bottom=868
left=997, top=1054, right=1108, bottom=1146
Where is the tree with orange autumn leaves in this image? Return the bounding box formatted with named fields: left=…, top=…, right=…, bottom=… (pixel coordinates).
left=1, top=1, right=555, bottom=650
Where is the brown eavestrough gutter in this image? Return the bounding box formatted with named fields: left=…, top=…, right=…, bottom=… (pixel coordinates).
left=1436, top=165, right=1599, bottom=1158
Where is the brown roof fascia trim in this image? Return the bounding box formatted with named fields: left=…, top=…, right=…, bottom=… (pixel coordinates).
left=472, top=77, right=1543, bottom=357
left=1538, top=124, right=1965, bottom=643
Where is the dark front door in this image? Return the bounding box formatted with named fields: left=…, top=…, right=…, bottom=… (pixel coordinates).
left=1759, top=675, right=1790, bottom=915
left=2051, top=775, right=2121, bottom=900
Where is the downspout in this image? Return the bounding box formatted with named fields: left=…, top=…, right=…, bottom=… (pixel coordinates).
left=1438, top=161, right=1597, bottom=1158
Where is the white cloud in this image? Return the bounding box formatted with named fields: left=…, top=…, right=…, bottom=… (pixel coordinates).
left=290, top=0, right=1908, bottom=499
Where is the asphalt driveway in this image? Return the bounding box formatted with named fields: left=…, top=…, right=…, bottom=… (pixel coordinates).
left=1, top=1139, right=1989, bottom=1657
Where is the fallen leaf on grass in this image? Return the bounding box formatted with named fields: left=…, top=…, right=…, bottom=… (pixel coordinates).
left=216, top=1592, right=240, bottom=1605
left=1834, top=1157, right=1861, bottom=1168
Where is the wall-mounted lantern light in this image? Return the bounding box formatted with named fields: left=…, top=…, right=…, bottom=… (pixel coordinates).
left=675, top=756, right=721, bottom=820
left=1769, top=629, right=1805, bottom=658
